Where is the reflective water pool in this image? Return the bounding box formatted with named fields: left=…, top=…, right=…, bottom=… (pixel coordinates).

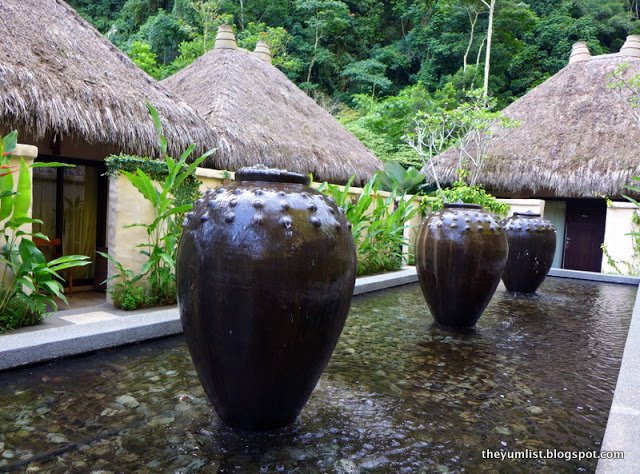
left=0, top=278, right=635, bottom=473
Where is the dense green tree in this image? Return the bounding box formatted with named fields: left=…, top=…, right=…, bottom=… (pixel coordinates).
left=133, top=9, right=191, bottom=64
left=341, top=59, right=392, bottom=96
left=294, top=0, right=351, bottom=90
left=237, top=22, right=304, bottom=78
left=128, top=40, right=163, bottom=78
left=72, top=0, right=128, bottom=32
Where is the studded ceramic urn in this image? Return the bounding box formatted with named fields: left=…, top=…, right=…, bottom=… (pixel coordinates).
left=500, top=212, right=556, bottom=293
left=415, top=203, right=508, bottom=328
left=176, top=166, right=357, bottom=430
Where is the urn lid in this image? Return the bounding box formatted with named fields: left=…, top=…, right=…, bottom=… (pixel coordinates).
left=513, top=211, right=541, bottom=217
left=444, top=202, right=482, bottom=210
left=235, top=165, right=310, bottom=185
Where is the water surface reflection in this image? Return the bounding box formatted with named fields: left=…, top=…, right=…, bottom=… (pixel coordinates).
left=0, top=278, right=635, bottom=472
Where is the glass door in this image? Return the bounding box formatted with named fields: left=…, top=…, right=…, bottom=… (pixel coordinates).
left=32, top=158, right=107, bottom=288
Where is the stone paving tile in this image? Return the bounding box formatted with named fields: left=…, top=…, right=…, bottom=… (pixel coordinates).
left=59, top=311, right=120, bottom=325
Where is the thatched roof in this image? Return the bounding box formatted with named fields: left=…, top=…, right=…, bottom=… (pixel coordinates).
left=161, top=32, right=382, bottom=185
left=0, top=0, right=216, bottom=157
left=426, top=48, right=640, bottom=198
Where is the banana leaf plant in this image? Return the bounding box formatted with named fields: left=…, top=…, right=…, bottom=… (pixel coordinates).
left=0, top=130, right=90, bottom=324
left=101, top=104, right=214, bottom=308
left=375, top=161, right=426, bottom=195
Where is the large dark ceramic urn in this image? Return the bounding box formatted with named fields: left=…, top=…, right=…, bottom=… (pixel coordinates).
left=500, top=212, right=556, bottom=293
left=176, top=166, right=356, bottom=431
left=415, top=203, right=508, bottom=328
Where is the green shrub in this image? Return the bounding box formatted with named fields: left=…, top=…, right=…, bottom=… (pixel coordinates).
left=111, top=284, right=149, bottom=311
left=0, top=131, right=90, bottom=332
left=0, top=291, right=43, bottom=332
left=421, top=180, right=509, bottom=217
left=319, top=175, right=418, bottom=276
left=374, top=161, right=426, bottom=195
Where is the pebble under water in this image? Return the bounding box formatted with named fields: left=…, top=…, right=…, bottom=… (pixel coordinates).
left=0, top=278, right=635, bottom=473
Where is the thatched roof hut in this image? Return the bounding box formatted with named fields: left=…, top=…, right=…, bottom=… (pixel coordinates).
left=0, top=0, right=216, bottom=157
left=426, top=37, right=640, bottom=198
left=162, top=26, right=382, bottom=185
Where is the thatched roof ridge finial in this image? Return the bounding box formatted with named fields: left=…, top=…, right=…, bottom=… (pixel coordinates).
left=620, top=35, right=640, bottom=58
left=254, top=41, right=272, bottom=63
left=423, top=54, right=640, bottom=198
left=215, top=25, right=237, bottom=50
left=569, top=42, right=591, bottom=64
left=161, top=46, right=383, bottom=185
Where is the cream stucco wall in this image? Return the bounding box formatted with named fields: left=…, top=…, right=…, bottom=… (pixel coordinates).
left=498, top=198, right=544, bottom=216
left=106, top=171, right=550, bottom=285
left=195, top=167, right=230, bottom=192
left=601, top=201, right=638, bottom=274
left=106, top=168, right=232, bottom=280
left=106, top=174, right=155, bottom=279
left=106, top=168, right=424, bottom=287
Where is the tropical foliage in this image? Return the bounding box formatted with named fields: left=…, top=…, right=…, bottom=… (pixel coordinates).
left=69, top=1, right=639, bottom=179
left=70, top=0, right=638, bottom=106
left=319, top=175, right=419, bottom=276
left=421, top=179, right=510, bottom=216
left=603, top=67, right=640, bottom=275
left=101, top=105, right=214, bottom=310
left=0, top=131, right=90, bottom=331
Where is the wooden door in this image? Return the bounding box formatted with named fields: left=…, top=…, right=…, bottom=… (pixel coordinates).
left=563, top=199, right=606, bottom=272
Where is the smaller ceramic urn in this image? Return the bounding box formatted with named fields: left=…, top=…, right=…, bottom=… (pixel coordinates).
left=415, top=203, right=508, bottom=328
left=500, top=212, right=556, bottom=293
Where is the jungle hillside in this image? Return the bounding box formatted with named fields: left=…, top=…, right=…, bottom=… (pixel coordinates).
left=69, top=0, right=640, bottom=164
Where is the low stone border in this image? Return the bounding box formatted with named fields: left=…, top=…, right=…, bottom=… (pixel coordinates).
left=353, top=267, right=419, bottom=295
left=597, top=283, right=640, bottom=472
left=0, top=267, right=419, bottom=371
left=549, top=268, right=640, bottom=285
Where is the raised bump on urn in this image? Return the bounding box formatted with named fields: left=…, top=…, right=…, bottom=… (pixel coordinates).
left=279, top=216, right=292, bottom=228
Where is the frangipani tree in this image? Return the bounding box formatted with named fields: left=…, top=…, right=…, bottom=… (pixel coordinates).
left=406, top=89, right=514, bottom=196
